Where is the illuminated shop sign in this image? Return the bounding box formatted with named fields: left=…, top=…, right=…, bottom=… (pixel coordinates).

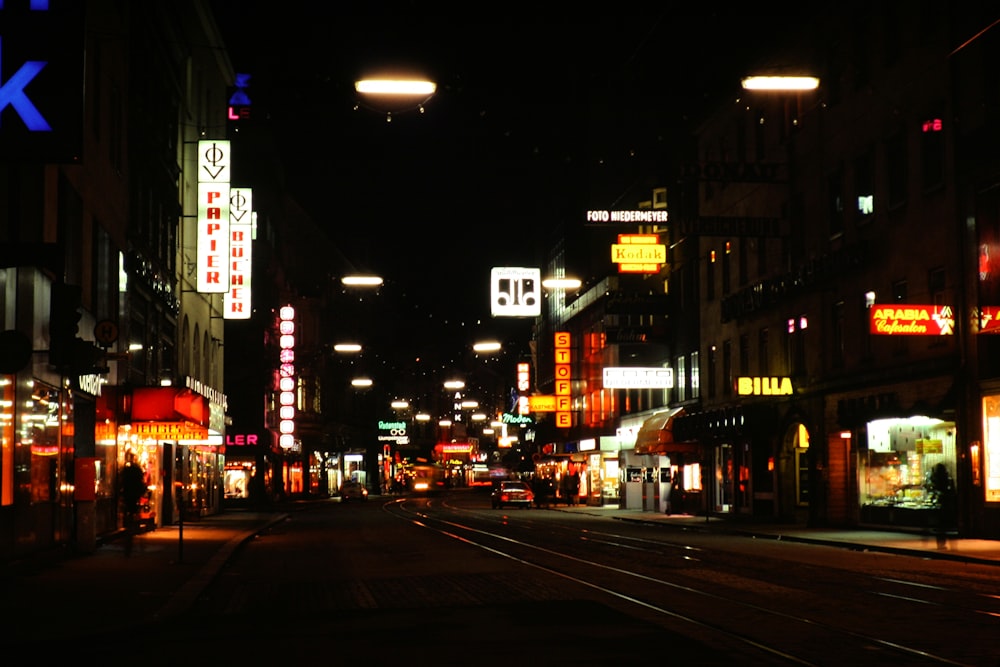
left=603, top=367, right=674, bottom=389
left=0, top=1, right=84, bottom=162
left=869, top=305, right=954, bottom=335
left=736, top=376, right=793, bottom=396
left=225, top=433, right=259, bottom=446
left=585, top=210, right=668, bottom=224
left=378, top=420, right=408, bottom=445
left=197, top=140, right=231, bottom=293
left=554, top=331, right=572, bottom=427
left=224, top=187, right=253, bottom=319
left=517, top=362, right=531, bottom=415
left=490, top=266, right=540, bottom=317
left=228, top=72, right=252, bottom=121
left=980, top=306, right=1000, bottom=333
left=278, top=305, right=296, bottom=449
left=528, top=395, right=556, bottom=412
left=611, top=234, right=665, bottom=274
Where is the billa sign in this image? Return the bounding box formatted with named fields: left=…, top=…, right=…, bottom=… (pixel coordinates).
left=736, top=377, right=793, bottom=396
left=869, top=305, right=954, bottom=336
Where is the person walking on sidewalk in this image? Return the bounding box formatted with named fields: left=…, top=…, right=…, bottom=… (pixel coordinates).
left=927, top=462, right=957, bottom=549
left=120, top=452, right=148, bottom=556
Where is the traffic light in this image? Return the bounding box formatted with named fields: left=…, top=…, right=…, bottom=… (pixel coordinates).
left=49, top=283, right=82, bottom=369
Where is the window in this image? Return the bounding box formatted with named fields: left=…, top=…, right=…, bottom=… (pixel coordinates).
left=786, top=315, right=807, bottom=376
left=921, top=113, right=944, bottom=191
left=739, top=239, right=749, bottom=286
left=758, top=328, right=769, bottom=375
left=708, top=346, right=717, bottom=399
left=886, top=130, right=907, bottom=209
left=739, top=333, right=750, bottom=375
left=722, top=241, right=732, bottom=295
left=828, top=165, right=845, bottom=237
left=706, top=249, right=716, bottom=300
left=690, top=351, right=700, bottom=399
left=854, top=148, right=875, bottom=222
left=722, top=340, right=732, bottom=396
left=833, top=301, right=846, bottom=368
left=675, top=355, right=686, bottom=403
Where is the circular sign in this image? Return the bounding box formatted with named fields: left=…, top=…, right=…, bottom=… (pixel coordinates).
left=93, top=319, right=119, bottom=346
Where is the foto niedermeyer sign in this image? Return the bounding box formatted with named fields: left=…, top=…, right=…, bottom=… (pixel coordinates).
left=0, top=1, right=85, bottom=162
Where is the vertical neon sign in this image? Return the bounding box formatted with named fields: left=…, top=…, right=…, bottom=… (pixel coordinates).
left=278, top=305, right=296, bottom=449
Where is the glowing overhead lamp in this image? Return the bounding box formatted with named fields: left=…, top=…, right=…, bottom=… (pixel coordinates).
left=390, top=400, right=409, bottom=410
left=443, top=380, right=465, bottom=390
left=473, top=340, right=502, bottom=353
left=333, top=343, right=362, bottom=353
left=351, top=377, right=373, bottom=388
left=341, top=275, right=383, bottom=287
left=741, top=75, right=820, bottom=91
left=415, top=413, right=431, bottom=422
left=542, top=277, right=582, bottom=290
left=355, top=79, right=437, bottom=95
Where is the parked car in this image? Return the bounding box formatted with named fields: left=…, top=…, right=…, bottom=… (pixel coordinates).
left=339, top=480, right=368, bottom=501
left=491, top=480, right=534, bottom=509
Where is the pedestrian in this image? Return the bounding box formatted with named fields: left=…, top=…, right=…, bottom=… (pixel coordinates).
left=566, top=471, right=580, bottom=506
left=120, top=452, right=147, bottom=555
left=927, top=463, right=956, bottom=549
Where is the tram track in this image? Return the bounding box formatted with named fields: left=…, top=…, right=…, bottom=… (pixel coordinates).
left=385, top=496, right=994, bottom=666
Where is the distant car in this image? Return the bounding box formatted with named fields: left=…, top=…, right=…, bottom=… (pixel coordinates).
left=491, top=480, right=534, bottom=509
left=339, top=480, right=368, bottom=501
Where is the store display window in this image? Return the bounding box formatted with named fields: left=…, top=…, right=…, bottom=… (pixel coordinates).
left=859, top=415, right=956, bottom=527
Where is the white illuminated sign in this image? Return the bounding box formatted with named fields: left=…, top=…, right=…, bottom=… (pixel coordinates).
left=602, top=367, right=674, bottom=389
left=197, top=140, right=231, bottom=293
left=491, top=266, right=541, bottom=317
left=585, top=210, right=668, bottom=224
left=224, top=188, right=253, bottom=319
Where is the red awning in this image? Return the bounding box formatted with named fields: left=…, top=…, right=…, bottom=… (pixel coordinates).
left=131, top=387, right=209, bottom=426
left=634, top=407, right=699, bottom=455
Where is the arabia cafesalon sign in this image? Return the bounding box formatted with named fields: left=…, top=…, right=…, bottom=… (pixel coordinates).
left=869, top=305, right=954, bottom=335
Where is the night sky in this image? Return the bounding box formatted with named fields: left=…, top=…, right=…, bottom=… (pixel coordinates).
left=209, top=3, right=818, bottom=392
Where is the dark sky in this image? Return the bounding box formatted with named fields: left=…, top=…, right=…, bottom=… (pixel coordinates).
left=209, top=3, right=816, bottom=386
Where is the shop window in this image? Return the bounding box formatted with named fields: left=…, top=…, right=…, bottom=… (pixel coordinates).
left=859, top=416, right=957, bottom=526
left=982, top=395, right=1000, bottom=502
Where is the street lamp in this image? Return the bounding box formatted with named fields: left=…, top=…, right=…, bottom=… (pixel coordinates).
left=354, top=77, right=437, bottom=122
left=741, top=75, right=819, bottom=91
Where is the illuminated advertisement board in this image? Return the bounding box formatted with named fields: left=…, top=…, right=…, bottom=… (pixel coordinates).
left=197, top=140, right=231, bottom=293
left=869, top=305, right=954, bottom=335
left=224, top=188, right=252, bottom=319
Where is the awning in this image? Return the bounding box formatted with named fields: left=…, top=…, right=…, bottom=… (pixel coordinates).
left=634, top=407, right=699, bottom=455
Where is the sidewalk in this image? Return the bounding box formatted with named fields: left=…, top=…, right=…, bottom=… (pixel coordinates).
left=4, top=499, right=999, bottom=646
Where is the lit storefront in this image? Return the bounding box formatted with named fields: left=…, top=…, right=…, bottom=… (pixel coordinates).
left=858, top=415, right=957, bottom=527
left=123, top=380, right=226, bottom=523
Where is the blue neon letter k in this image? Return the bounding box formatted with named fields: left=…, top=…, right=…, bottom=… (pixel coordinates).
left=0, top=37, right=52, bottom=131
